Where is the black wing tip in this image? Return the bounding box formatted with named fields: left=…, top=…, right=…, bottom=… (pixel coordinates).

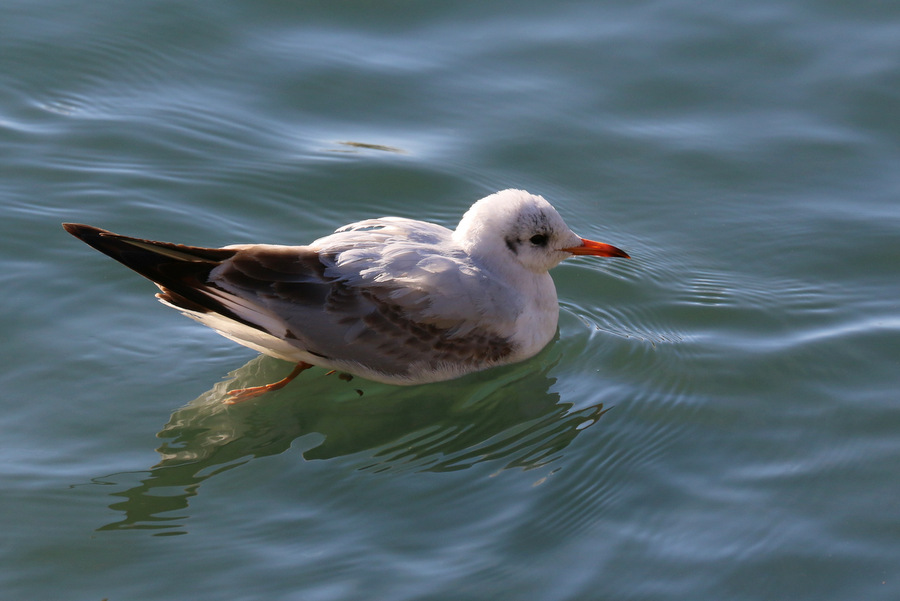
left=62, top=222, right=113, bottom=241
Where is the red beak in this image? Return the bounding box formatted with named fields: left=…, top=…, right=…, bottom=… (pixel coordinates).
left=562, top=237, right=630, bottom=258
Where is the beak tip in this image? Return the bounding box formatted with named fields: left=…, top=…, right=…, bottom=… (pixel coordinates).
left=565, top=237, right=630, bottom=258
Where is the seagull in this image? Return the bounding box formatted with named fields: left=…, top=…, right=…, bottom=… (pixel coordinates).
left=63, top=189, right=629, bottom=402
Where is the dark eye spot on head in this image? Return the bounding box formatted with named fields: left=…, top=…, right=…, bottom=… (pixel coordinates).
left=529, top=234, right=549, bottom=247
left=505, top=237, right=518, bottom=254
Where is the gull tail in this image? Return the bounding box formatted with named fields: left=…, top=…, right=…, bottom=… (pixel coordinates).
left=62, top=223, right=244, bottom=322
left=64, top=223, right=318, bottom=390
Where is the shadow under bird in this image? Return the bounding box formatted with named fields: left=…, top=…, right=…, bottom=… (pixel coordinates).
left=64, top=189, right=629, bottom=402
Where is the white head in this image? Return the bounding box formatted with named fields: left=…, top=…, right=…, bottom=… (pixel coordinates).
left=452, top=189, right=628, bottom=274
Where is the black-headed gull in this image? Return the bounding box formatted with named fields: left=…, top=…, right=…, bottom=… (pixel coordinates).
left=64, top=189, right=629, bottom=402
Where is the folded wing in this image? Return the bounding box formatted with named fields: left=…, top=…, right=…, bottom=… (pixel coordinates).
left=64, top=221, right=521, bottom=383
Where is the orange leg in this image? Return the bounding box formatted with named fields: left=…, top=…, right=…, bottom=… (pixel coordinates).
left=225, top=361, right=313, bottom=404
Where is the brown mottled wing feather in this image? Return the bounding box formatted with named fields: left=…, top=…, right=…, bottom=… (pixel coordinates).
left=213, top=245, right=515, bottom=378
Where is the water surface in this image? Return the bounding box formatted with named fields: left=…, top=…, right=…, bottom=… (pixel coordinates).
left=2, top=0, right=899, bottom=599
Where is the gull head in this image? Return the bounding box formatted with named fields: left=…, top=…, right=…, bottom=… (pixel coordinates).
left=452, top=189, right=629, bottom=274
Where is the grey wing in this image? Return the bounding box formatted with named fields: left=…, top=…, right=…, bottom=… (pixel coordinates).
left=209, top=241, right=520, bottom=381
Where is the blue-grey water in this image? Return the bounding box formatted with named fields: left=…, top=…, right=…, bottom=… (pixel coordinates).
left=3, top=0, right=899, bottom=599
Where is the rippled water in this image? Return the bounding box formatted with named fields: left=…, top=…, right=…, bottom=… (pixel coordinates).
left=3, top=0, right=900, bottom=599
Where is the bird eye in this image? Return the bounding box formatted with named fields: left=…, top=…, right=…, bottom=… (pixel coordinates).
left=529, top=234, right=548, bottom=246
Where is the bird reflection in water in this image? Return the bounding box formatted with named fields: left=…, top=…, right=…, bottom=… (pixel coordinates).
left=92, top=352, right=609, bottom=535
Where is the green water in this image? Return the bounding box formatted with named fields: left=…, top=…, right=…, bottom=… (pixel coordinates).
left=2, top=0, right=899, bottom=599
